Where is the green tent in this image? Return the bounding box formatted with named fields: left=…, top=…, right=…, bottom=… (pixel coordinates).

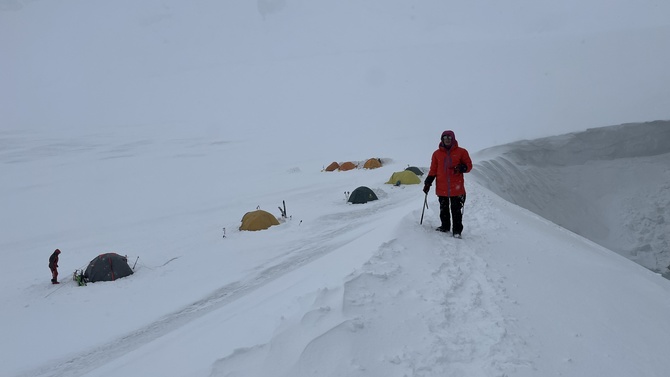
left=348, top=186, right=378, bottom=204
left=386, top=170, right=421, bottom=185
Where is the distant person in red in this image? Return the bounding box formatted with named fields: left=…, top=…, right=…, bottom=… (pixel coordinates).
left=49, top=249, right=61, bottom=284
left=423, top=130, right=472, bottom=238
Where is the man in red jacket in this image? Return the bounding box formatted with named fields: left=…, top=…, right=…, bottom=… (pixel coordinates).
left=49, top=249, right=61, bottom=284
left=423, top=130, right=473, bottom=238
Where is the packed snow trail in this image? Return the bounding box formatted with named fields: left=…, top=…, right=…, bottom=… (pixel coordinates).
left=209, top=184, right=532, bottom=377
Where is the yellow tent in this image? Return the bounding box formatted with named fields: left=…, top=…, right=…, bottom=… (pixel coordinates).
left=239, top=210, right=280, bottom=231
left=386, top=170, right=421, bottom=185
left=363, top=158, right=382, bottom=169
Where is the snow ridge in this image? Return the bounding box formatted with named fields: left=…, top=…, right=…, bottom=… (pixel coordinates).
left=472, top=121, right=670, bottom=273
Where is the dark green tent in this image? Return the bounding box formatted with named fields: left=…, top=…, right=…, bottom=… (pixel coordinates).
left=348, top=186, right=378, bottom=204
left=84, top=253, right=134, bottom=283
left=405, top=166, right=423, bottom=176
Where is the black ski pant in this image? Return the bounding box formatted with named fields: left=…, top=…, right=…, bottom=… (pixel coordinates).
left=439, top=194, right=466, bottom=234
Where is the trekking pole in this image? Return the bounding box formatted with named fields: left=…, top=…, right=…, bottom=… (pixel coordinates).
left=420, top=193, right=429, bottom=224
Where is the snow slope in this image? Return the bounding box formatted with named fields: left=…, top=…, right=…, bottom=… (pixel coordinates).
left=473, top=121, right=670, bottom=273
left=2, top=1, right=670, bottom=376
left=2, top=125, right=670, bottom=377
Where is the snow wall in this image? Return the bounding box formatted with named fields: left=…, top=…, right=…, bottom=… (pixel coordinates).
left=472, top=120, right=670, bottom=274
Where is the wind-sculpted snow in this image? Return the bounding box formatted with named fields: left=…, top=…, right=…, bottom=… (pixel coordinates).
left=209, top=195, right=532, bottom=377
left=477, top=121, right=670, bottom=167
left=5, top=133, right=670, bottom=376
left=15, top=184, right=418, bottom=377
left=472, top=121, right=670, bottom=273
left=3, top=0, right=670, bottom=375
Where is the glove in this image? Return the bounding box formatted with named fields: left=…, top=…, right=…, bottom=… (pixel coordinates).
left=455, top=163, right=468, bottom=173
left=423, top=175, right=435, bottom=194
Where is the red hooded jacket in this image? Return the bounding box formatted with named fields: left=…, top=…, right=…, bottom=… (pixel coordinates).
left=426, top=130, right=472, bottom=197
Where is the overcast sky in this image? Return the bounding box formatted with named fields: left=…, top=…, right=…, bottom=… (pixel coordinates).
left=1, top=0, right=669, bottom=152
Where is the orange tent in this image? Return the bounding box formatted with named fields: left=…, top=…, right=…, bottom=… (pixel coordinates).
left=325, top=162, right=339, bottom=171
left=338, top=161, right=357, bottom=171
left=363, top=158, right=382, bottom=169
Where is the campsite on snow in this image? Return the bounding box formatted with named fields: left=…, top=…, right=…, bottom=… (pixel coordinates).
left=2, top=1, right=670, bottom=376
left=3, top=122, right=670, bottom=377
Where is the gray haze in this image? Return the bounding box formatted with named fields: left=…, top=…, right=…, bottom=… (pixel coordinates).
left=2, top=1, right=670, bottom=153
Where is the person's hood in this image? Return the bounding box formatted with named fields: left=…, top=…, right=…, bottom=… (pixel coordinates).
left=439, top=130, right=459, bottom=149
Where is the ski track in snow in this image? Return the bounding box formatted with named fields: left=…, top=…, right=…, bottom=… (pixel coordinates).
left=18, top=185, right=419, bottom=377
left=209, top=186, right=535, bottom=376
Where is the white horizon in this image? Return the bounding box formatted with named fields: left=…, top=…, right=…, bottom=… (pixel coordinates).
left=1, top=1, right=669, bottom=376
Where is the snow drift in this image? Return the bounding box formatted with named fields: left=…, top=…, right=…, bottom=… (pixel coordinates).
left=473, top=121, right=670, bottom=273
left=2, top=0, right=670, bottom=376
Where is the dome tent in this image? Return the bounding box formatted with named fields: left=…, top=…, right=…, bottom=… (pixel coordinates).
left=324, top=161, right=339, bottom=172
left=348, top=186, right=378, bottom=204
left=386, top=170, right=421, bottom=185
left=405, top=166, right=423, bottom=176
left=239, top=209, right=280, bottom=231
left=84, top=253, right=134, bottom=283
left=338, top=162, right=357, bottom=171
left=363, top=158, right=382, bottom=169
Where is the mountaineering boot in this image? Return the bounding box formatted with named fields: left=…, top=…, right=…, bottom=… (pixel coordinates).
left=453, top=233, right=462, bottom=239
left=436, top=226, right=449, bottom=233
